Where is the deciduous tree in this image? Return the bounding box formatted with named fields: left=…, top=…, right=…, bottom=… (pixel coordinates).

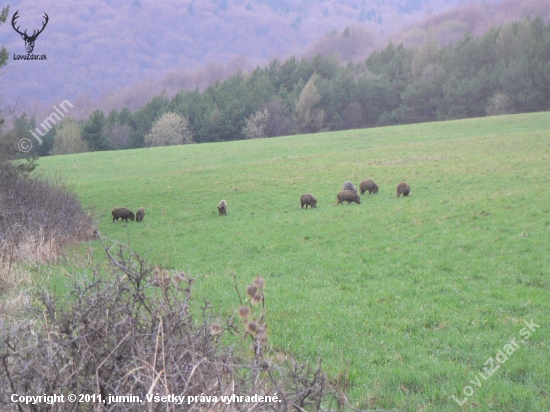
left=486, top=93, right=514, bottom=116
left=52, top=118, right=89, bottom=155
left=293, top=73, right=325, bottom=133
left=242, top=108, right=269, bottom=139
left=144, top=112, right=194, bottom=147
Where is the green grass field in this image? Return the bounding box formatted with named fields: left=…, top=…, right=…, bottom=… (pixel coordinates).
left=37, top=113, right=549, bottom=410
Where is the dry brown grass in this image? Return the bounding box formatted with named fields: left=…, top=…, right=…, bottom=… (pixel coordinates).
left=0, top=162, right=96, bottom=295
left=0, top=264, right=32, bottom=321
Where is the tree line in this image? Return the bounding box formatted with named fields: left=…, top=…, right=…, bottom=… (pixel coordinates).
left=12, top=16, right=550, bottom=156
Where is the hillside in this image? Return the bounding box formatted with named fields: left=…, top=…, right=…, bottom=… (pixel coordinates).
left=0, top=0, right=462, bottom=111
left=3, top=0, right=550, bottom=121
left=36, top=113, right=550, bottom=410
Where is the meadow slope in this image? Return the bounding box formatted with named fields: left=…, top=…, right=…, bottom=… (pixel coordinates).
left=39, top=113, right=550, bottom=411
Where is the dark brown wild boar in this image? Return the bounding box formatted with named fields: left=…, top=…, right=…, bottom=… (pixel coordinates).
left=359, top=180, right=379, bottom=195
left=300, top=194, right=317, bottom=209
left=396, top=182, right=410, bottom=198
left=336, top=190, right=361, bottom=205
left=112, top=207, right=135, bottom=222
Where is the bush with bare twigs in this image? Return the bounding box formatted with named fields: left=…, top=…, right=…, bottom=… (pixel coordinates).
left=0, top=235, right=335, bottom=412
left=0, top=163, right=95, bottom=292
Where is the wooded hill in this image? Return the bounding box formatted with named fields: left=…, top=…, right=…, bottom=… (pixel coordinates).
left=13, top=16, right=550, bottom=155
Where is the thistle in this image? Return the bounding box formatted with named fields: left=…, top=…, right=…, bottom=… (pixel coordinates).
left=253, top=276, right=265, bottom=289
left=247, top=284, right=257, bottom=297
left=210, top=323, right=222, bottom=335
left=162, top=269, right=171, bottom=285
left=246, top=321, right=258, bottom=335
left=251, top=292, right=263, bottom=305
left=238, top=306, right=251, bottom=319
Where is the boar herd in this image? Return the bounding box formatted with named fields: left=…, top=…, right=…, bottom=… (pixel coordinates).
left=301, top=180, right=410, bottom=209
left=111, top=180, right=409, bottom=223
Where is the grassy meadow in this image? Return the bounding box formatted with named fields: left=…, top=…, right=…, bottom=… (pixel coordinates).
left=36, top=113, right=549, bottom=410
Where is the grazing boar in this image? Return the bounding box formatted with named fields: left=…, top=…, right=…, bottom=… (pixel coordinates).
left=342, top=181, right=358, bottom=193
left=218, top=200, right=227, bottom=216
left=136, top=207, right=145, bottom=222
left=360, top=180, right=379, bottom=195
left=300, top=194, right=317, bottom=209
left=396, top=182, right=410, bottom=198
left=337, top=190, right=361, bottom=205
left=112, top=207, right=135, bottom=222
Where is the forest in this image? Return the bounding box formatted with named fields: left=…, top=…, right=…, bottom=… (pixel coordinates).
left=10, top=16, right=550, bottom=155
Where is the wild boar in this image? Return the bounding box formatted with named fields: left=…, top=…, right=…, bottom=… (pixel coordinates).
left=359, top=180, right=379, bottom=195
left=337, top=190, right=361, bottom=205
left=136, top=207, right=145, bottom=222
left=342, top=181, right=358, bottom=193
left=396, top=182, right=410, bottom=198
left=300, top=194, right=317, bottom=209
left=112, top=207, right=135, bottom=222
left=218, top=200, right=227, bottom=216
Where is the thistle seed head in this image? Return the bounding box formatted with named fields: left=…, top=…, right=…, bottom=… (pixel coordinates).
left=246, top=284, right=257, bottom=298
left=159, top=269, right=170, bottom=286
left=245, top=321, right=258, bottom=335
left=238, top=306, right=251, bottom=319
left=210, top=323, right=222, bottom=335
left=253, top=276, right=265, bottom=289
left=172, top=272, right=184, bottom=286
left=251, top=293, right=263, bottom=305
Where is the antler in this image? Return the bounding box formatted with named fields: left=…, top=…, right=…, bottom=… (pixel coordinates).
left=11, top=11, right=49, bottom=40
left=28, top=13, right=49, bottom=40
left=11, top=10, right=26, bottom=37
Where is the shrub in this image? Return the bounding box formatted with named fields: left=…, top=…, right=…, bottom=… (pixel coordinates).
left=243, top=109, right=269, bottom=139
left=0, top=165, right=95, bottom=285
left=0, top=235, right=333, bottom=411
left=144, top=112, right=194, bottom=147
left=486, top=93, right=515, bottom=116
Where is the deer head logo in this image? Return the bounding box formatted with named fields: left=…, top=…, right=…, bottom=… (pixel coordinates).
left=11, top=11, right=49, bottom=54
